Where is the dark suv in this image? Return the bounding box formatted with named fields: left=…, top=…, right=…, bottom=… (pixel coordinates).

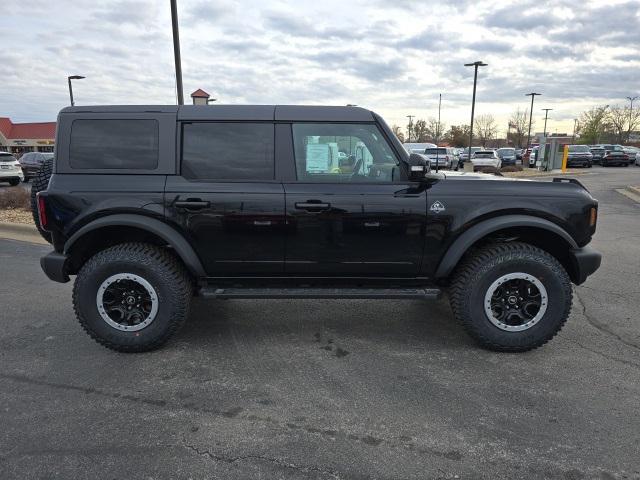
left=35, top=105, right=601, bottom=353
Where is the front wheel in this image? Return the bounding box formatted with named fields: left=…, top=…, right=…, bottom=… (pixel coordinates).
left=449, top=242, right=572, bottom=352
left=73, top=243, right=193, bottom=352
left=8, top=178, right=20, bottom=186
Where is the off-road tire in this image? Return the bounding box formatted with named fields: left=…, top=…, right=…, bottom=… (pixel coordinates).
left=449, top=242, right=572, bottom=352
left=73, top=242, right=193, bottom=352
left=30, top=157, right=53, bottom=243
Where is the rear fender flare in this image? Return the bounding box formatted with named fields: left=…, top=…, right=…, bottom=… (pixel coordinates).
left=434, top=214, right=578, bottom=278
left=64, top=214, right=206, bottom=278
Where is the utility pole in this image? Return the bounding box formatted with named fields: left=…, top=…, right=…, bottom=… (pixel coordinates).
left=406, top=115, right=414, bottom=143
left=541, top=108, right=552, bottom=139
left=572, top=119, right=578, bottom=141
left=464, top=61, right=487, bottom=163
left=170, top=0, right=184, bottom=105
left=435, top=93, right=442, bottom=172
left=626, top=96, right=638, bottom=143
left=525, top=92, right=541, bottom=150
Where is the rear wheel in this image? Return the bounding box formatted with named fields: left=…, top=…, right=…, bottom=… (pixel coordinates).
left=449, top=242, right=572, bottom=352
left=73, top=243, right=193, bottom=352
left=30, top=158, right=53, bottom=243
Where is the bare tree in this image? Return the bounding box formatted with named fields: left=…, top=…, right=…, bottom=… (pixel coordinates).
left=508, top=108, right=530, bottom=148
left=608, top=105, right=640, bottom=144
left=475, top=114, right=497, bottom=147
left=391, top=124, right=405, bottom=143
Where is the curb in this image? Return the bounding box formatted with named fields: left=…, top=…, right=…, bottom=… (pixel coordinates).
left=0, top=221, right=49, bottom=245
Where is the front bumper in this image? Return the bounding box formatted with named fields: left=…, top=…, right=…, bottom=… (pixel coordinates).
left=41, top=251, right=70, bottom=283
left=569, top=246, right=602, bottom=285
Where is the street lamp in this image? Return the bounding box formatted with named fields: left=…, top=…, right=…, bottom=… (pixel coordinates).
left=67, top=75, right=85, bottom=106
left=406, top=115, right=414, bottom=143
left=464, top=61, right=487, bottom=164
left=170, top=0, right=184, bottom=105
left=525, top=92, right=541, bottom=150
left=541, top=108, right=553, bottom=138
left=207, top=98, right=217, bottom=104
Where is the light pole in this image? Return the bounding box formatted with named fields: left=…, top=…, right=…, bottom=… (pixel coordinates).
left=541, top=108, right=552, bottom=138
left=435, top=93, right=442, bottom=171
left=207, top=98, right=217, bottom=105
left=464, top=61, right=487, bottom=163
left=67, top=75, right=85, bottom=106
left=406, top=115, right=414, bottom=143
left=572, top=119, right=578, bottom=141
left=626, top=96, right=638, bottom=143
left=525, top=92, right=541, bottom=150
left=170, top=0, right=184, bottom=105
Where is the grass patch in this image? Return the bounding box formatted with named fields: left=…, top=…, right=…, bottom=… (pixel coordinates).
left=0, top=187, right=30, bottom=211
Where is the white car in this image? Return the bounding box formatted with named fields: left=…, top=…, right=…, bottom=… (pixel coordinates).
left=0, top=152, right=25, bottom=186
left=403, top=142, right=437, bottom=154
left=471, top=150, right=501, bottom=170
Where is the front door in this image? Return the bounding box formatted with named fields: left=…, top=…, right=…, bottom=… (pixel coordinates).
left=165, top=122, right=285, bottom=276
left=283, top=122, right=427, bottom=276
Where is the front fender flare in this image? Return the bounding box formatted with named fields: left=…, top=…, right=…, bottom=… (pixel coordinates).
left=64, top=214, right=206, bottom=278
left=434, top=214, right=578, bottom=279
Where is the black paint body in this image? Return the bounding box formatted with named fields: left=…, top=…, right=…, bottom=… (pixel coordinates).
left=40, top=105, right=600, bottom=287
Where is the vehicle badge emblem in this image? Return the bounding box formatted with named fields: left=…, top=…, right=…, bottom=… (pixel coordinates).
left=430, top=201, right=446, bottom=213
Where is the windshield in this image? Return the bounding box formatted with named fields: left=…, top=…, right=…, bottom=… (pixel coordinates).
left=497, top=148, right=515, bottom=156
left=424, top=148, right=447, bottom=155
left=568, top=145, right=590, bottom=152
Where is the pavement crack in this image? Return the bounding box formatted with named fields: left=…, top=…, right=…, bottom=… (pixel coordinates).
left=574, top=287, right=640, bottom=352
left=181, top=433, right=344, bottom=479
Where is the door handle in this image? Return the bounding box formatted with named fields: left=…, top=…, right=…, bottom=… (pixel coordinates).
left=174, top=199, right=210, bottom=210
left=295, top=202, right=331, bottom=211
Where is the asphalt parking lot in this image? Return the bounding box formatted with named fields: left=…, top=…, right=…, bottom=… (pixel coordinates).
left=1, top=167, right=639, bottom=479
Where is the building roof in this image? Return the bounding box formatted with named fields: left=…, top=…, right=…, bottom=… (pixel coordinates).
left=0, top=117, right=56, bottom=139
left=190, top=89, right=210, bottom=98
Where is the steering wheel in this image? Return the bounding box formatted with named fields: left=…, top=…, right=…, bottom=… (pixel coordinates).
left=350, top=157, right=364, bottom=180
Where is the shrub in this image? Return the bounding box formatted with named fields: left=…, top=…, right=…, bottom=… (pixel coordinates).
left=500, top=165, right=524, bottom=173
left=0, top=187, right=30, bottom=210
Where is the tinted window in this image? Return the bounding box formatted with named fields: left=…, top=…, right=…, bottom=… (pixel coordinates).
left=568, top=145, right=590, bottom=152
left=424, top=148, right=447, bottom=155
left=292, top=123, right=399, bottom=183
left=69, top=119, right=158, bottom=169
left=181, top=123, right=274, bottom=181
left=0, top=153, right=17, bottom=162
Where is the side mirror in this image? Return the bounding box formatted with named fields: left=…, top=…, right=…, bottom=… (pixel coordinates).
left=407, top=153, right=430, bottom=181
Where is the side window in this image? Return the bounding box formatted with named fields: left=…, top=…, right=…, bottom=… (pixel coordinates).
left=181, top=123, right=274, bottom=181
left=69, top=119, right=158, bottom=169
left=292, top=123, right=399, bottom=183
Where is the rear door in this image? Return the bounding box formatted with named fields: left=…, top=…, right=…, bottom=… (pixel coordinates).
left=165, top=121, right=286, bottom=276
left=281, top=122, right=427, bottom=276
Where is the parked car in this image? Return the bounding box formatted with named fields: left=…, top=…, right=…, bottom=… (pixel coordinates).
left=622, top=146, right=639, bottom=160
left=566, top=145, right=593, bottom=168
left=636, top=151, right=640, bottom=166
left=403, top=142, right=437, bottom=154
left=0, top=152, right=25, bottom=186
left=458, top=146, right=482, bottom=165
left=19, top=151, right=54, bottom=181
left=471, top=150, right=501, bottom=171
left=523, top=147, right=540, bottom=167
left=515, top=148, right=524, bottom=160
left=601, top=150, right=631, bottom=167
left=422, top=147, right=457, bottom=170
left=35, top=104, right=601, bottom=354
left=589, top=146, right=606, bottom=164
left=496, top=148, right=517, bottom=166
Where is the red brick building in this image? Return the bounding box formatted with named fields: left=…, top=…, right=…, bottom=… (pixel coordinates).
left=0, top=117, right=56, bottom=155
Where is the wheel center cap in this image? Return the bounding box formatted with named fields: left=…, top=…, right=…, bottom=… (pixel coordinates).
left=507, top=295, right=518, bottom=305
left=126, top=296, right=136, bottom=305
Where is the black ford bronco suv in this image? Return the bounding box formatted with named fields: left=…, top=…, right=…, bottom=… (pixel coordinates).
left=34, top=105, right=601, bottom=353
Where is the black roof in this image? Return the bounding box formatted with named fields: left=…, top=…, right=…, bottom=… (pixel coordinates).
left=59, top=105, right=375, bottom=122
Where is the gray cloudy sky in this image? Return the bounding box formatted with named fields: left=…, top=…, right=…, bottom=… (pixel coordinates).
left=1, top=0, right=638, bottom=135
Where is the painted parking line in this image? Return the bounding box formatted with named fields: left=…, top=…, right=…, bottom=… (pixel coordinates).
left=616, top=187, right=640, bottom=204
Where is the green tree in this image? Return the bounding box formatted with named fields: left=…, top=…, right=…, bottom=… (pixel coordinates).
left=445, top=125, right=471, bottom=147
left=576, top=106, right=611, bottom=144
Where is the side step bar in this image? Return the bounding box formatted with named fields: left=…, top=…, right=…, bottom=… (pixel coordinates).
left=200, top=287, right=442, bottom=300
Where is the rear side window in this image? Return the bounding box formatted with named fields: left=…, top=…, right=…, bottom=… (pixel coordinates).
left=181, top=123, right=274, bottom=181
left=69, top=119, right=159, bottom=169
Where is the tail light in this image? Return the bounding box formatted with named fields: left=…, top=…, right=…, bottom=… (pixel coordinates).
left=37, top=193, right=48, bottom=231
